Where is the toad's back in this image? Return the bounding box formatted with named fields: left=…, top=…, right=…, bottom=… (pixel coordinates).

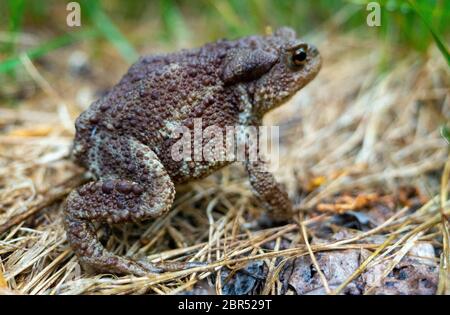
left=71, top=35, right=284, bottom=181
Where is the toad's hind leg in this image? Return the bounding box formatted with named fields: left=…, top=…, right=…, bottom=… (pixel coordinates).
left=64, top=139, right=186, bottom=276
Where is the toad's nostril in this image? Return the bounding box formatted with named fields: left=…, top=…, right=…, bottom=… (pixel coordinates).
left=309, top=44, right=319, bottom=57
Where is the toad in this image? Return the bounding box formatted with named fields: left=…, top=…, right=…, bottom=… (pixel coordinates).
left=65, top=27, right=321, bottom=275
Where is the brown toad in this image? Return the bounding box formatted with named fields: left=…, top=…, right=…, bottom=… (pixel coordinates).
left=65, top=27, right=321, bottom=275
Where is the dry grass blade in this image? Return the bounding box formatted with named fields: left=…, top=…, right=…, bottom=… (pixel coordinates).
left=437, top=154, right=450, bottom=295
left=301, top=223, right=330, bottom=294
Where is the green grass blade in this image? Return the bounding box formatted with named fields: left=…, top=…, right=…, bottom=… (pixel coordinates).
left=0, top=30, right=97, bottom=73
left=441, top=125, right=450, bottom=145
left=408, top=0, right=450, bottom=66
left=81, top=0, right=138, bottom=64
left=159, top=0, right=190, bottom=43
left=4, top=0, right=25, bottom=53
left=8, top=0, right=24, bottom=31
left=207, top=0, right=244, bottom=35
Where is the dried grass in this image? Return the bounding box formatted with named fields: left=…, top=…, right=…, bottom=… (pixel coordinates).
left=0, top=31, right=449, bottom=295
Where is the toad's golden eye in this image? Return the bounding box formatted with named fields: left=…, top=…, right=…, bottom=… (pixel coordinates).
left=292, top=48, right=307, bottom=66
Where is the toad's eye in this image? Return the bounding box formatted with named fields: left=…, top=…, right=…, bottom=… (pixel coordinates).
left=292, top=48, right=307, bottom=66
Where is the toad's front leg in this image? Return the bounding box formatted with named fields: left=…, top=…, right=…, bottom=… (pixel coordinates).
left=64, top=138, right=183, bottom=276
left=246, top=160, right=294, bottom=223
